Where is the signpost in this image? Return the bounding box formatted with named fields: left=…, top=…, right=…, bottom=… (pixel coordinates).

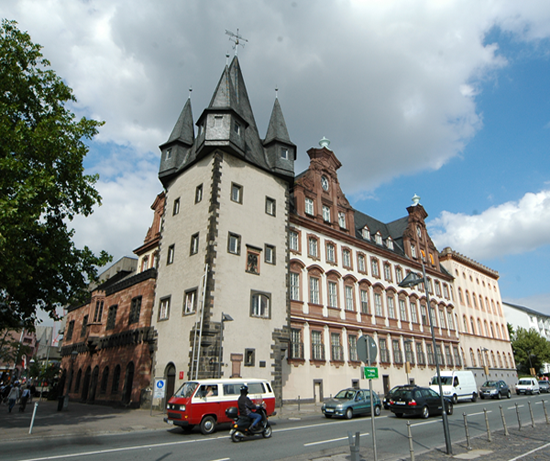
left=357, top=335, right=378, bottom=461
left=151, top=378, right=166, bottom=415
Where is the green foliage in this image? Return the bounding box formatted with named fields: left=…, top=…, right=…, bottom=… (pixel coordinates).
left=510, top=327, right=550, bottom=375
left=0, top=20, right=111, bottom=329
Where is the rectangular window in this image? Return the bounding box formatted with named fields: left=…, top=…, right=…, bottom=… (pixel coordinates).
left=379, top=338, right=389, bottom=363
left=392, top=340, right=403, bottom=364
left=447, top=312, right=454, bottom=330
left=80, top=315, right=88, bottom=337
left=305, top=197, right=314, bottom=215
left=328, top=281, right=338, bottom=308
left=244, top=349, right=255, bottom=367
left=395, top=267, right=403, bottom=283
left=106, top=305, right=117, bottom=330
left=411, top=244, right=417, bottom=258
left=66, top=320, right=75, bottom=341
left=384, top=264, right=392, bottom=281
left=345, top=286, right=354, bottom=311
left=453, top=346, right=462, bottom=367
left=251, top=291, right=270, bottom=318
left=290, top=328, right=303, bottom=359
left=421, top=305, right=428, bottom=326
left=374, top=293, right=383, bottom=316
left=326, top=243, right=335, bottom=263
left=265, top=244, right=275, bottom=264
left=436, top=345, right=445, bottom=366
left=173, top=198, right=180, bottom=215
left=387, top=296, right=395, bottom=319
left=439, top=310, right=446, bottom=329
left=443, top=284, right=449, bottom=298
left=281, top=147, right=289, bottom=159
left=426, top=344, right=435, bottom=365
left=167, top=244, right=175, bottom=264
left=308, top=237, right=318, bottom=258
left=399, top=299, right=407, bottom=322
left=309, top=276, right=320, bottom=304
left=233, top=120, right=241, bottom=135
left=405, top=340, right=414, bottom=365
left=416, top=342, right=425, bottom=365
left=289, top=230, right=299, bottom=251
left=129, top=296, right=142, bottom=324
left=430, top=307, right=437, bottom=327
left=360, top=290, right=369, bottom=314
left=190, top=233, right=199, bottom=255
left=331, top=332, right=343, bottom=361
left=195, top=184, right=203, bottom=203
left=435, top=281, right=441, bottom=296
left=159, top=297, right=170, bottom=321
left=246, top=248, right=260, bottom=274
left=338, top=212, right=346, bottom=228
left=184, top=290, right=197, bottom=315
left=290, top=272, right=300, bottom=301
left=228, top=233, right=241, bottom=255
left=343, top=249, right=351, bottom=268
left=93, top=300, right=104, bottom=323
left=231, top=183, right=243, bottom=203
left=358, top=254, right=366, bottom=273
left=311, top=330, right=324, bottom=360
left=445, top=345, right=453, bottom=367
left=322, top=205, right=330, bottom=222
left=410, top=302, right=418, bottom=323
left=265, top=197, right=276, bottom=216
left=348, top=334, right=358, bottom=361
left=371, top=259, right=379, bottom=277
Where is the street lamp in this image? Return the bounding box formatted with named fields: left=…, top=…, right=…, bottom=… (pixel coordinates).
left=399, top=262, right=452, bottom=455
left=218, top=313, right=233, bottom=378
left=403, top=339, right=413, bottom=384
left=480, top=347, right=489, bottom=381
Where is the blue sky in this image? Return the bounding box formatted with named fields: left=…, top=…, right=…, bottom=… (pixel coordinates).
left=4, top=0, right=550, bottom=322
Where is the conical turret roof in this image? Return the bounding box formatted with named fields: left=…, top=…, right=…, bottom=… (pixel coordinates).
left=265, top=98, right=293, bottom=146
left=165, top=97, right=194, bottom=146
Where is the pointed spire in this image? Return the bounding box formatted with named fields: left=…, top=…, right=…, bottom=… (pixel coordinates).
left=265, top=97, right=292, bottom=145
left=166, top=97, right=194, bottom=146
left=208, top=63, right=239, bottom=110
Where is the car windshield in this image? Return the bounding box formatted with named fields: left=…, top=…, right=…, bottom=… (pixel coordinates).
left=174, top=381, right=199, bottom=398
left=334, top=390, right=356, bottom=400
left=431, top=376, right=453, bottom=385
left=392, top=389, right=413, bottom=399
left=539, top=381, right=548, bottom=385
left=482, top=381, right=497, bottom=387
left=518, top=380, right=532, bottom=385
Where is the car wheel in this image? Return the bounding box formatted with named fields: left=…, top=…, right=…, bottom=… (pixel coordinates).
left=507, top=390, right=511, bottom=399
left=395, top=412, right=403, bottom=418
left=452, top=394, right=458, bottom=404
left=446, top=402, right=453, bottom=416
left=345, top=408, right=353, bottom=419
left=374, top=405, right=381, bottom=417
left=324, top=414, right=332, bottom=418
left=471, top=393, right=477, bottom=402
left=421, top=406, right=429, bottom=419
left=497, top=392, right=501, bottom=400
left=200, top=415, right=216, bottom=435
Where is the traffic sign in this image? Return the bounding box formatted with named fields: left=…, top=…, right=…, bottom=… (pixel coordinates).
left=357, top=335, right=378, bottom=365
left=363, top=367, right=379, bottom=379
left=153, top=378, right=166, bottom=399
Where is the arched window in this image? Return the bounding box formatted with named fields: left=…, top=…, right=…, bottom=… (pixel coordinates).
left=470, top=317, right=476, bottom=335
left=112, top=365, right=121, bottom=394
left=484, top=320, right=490, bottom=337
left=477, top=319, right=483, bottom=337
left=74, top=369, right=82, bottom=393
left=470, top=349, right=476, bottom=367
left=463, top=315, right=469, bottom=333
left=497, top=352, right=503, bottom=368
left=479, top=295, right=484, bottom=311
left=100, top=366, right=109, bottom=394
left=458, top=288, right=464, bottom=304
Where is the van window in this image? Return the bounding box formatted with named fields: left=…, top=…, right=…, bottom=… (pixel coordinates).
left=175, top=382, right=198, bottom=398
left=248, top=383, right=265, bottom=394
left=199, top=384, right=218, bottom=397
left=431, top=376, right=452, bottom=385
left=223, top=383, right=241, bottom=396
left=453, top=377, right=459, bottom=386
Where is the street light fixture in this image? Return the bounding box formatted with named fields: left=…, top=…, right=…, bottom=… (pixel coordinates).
left=218, top=313, right=233, bottom=378
left=403, top=339, right=413, bottom=384
left=480, top=347, right=489, bottom=381
left=399, top=262, right=452, bottom=455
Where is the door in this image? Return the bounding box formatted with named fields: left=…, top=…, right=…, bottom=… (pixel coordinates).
left=165, top=363, right=176, bottom=406
left=383, top=375, right=390, bottom=396
left=313, top=379, right=323, bottom=403
left=88, top=366, right=99, bottom=403
left=81, top=367, right=91, bottom=401
left=122, top=362, right=134, bottom=405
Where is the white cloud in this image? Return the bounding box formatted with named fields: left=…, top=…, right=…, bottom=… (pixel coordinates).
left=430, top=189, right=550, bottom=260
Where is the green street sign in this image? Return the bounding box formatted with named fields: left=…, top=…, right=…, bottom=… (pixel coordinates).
left=363, top=366, right=379, bottom=379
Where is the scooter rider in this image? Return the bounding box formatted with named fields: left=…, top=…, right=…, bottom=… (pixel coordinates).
left=238, top=385, right=262, bottom=431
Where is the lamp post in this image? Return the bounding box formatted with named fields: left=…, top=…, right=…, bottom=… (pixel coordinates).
left=480, top=347, right=489, bottom=381
left=218, top=313, right=233, bottom=378
left=404, top=339, right=413, bottom=384
left=399, top=262, right=452, bottom=455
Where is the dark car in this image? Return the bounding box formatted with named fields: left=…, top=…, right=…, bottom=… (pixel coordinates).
left=539, top=381, right=550, bottom=393
left=388, top=385, right=453, bottom=419
left=383, top=386, right=401, bottom=410
left=322, top=388, right=381, bottom=419
left=479, top=380, right=511, bottom=399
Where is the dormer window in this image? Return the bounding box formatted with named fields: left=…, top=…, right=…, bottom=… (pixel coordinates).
left=338, top=212, right=346, bottom=229
left=166, top=148, right=172, bottom=159
left=322, top=205, right=331, bottom=222
left=281, top=147, right=289, bottom=160
left=411, top=244, right=417, bottom=258
left=233, top=121, right=241, bottom=135
left=386, top=237, right=394, bottom=250
left=375, top=232, right=382, bottom=245
left=305, top=198, right=314, bottom=216
left=362, top=227, right=370, bottom=240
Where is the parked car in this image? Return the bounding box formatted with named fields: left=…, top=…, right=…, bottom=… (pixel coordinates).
left=383, top=386, right=402, bottom=410
left=322, top=388, right=381, bottom=419
left=538, top=381, right=550, bottom=393
left=429, top=370, right=478, bottom=403
left=388, top=385, right=453, bottom=419
left=479, top=380, right=511, bottom=399
left=515, top=378, right=540, bottom=395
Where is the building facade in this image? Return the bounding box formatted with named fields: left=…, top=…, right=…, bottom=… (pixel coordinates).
left=59, top=194, right=164, bottom=407
left=439, top=248, right=517, bottom=388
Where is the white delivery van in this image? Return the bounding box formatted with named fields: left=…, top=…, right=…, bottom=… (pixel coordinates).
left=429, top=371, right=477, bottom=403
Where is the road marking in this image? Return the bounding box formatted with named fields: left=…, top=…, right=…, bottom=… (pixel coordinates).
left=411, top=420, right=439, bottom=427
left=508, top=405, right=524, bottom=410
left=304, top=432, right=370, bottom=447
left=507, top=442, right=550, bottom=461
left=275, top=416, right=387, bottom=434
left=467, top=411, right=492, bottom=416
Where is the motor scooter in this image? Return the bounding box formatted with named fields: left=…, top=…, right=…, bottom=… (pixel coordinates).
left=225, top=404, right=273, bottom=442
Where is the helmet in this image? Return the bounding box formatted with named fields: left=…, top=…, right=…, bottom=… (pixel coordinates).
left=240, top=385, right=248, bottom=393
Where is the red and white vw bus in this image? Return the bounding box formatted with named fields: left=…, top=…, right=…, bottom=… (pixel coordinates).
left=165, top=378, right=276, bottom=434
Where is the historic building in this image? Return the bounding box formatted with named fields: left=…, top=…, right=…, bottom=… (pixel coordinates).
left=439, top=248, right=517, bottom=388
left=283, top=143, right=459, bottom=400
left=59, top=194, right=164, bottom=407
left=151, top=56, right=295, bottom=403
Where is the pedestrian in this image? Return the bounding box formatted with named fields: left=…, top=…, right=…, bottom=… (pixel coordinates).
left=19, top=386, right=30, bottom=412
left=7, top=384, right=20, bottom=413
left=29, top=382, right=36, bottom=402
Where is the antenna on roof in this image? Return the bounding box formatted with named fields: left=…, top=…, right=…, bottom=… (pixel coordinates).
left=225, top=29, right=248, bottom=56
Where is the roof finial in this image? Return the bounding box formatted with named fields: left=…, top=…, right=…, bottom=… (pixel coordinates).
left=225, top=29, right=248, bottom=56
left=412, top=194, right=421, bottom=206
left=188, top=86, right=192, bottom=100
left=275, top=86, right=278, bottom=99
left=319, top=136, right=331, bottom=149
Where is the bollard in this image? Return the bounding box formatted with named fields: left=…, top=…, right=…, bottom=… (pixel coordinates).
left=463, top=413, right=472, bottom=451
left=484, top=408, right=492, bottom=442
left=298, top=395, right=301, bottom=412
left=29, top=402, right=38, bottom=435
left=347, top=431, right=360, bottom=461
left=499, top=405, right=509, bottom=436
left=543, top=400, right=549, bottom=425
left=407, top=421, right=415, bottom=461
left=528, top=401, right=535, bottom=428
left=515, top=402, right=522, bottom=431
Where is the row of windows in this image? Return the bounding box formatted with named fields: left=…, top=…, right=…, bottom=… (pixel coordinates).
left=68, top=363, right=132, bottom=396
left=65, top=297, right=142, bottom=341
left=461, top=315, right=508, bottom=341
left=166, top=233, right=200, bottom=264
left=290, top=270, right=454, bottom=329
left=455, top=268, right=499, bottom=292
left=304, top=197, right=350, bottom=230
left=289, top=230, right=451, bottom=299
left=468, top=348, right=515, bottom=369
left=172, top=183, right=277, bottom=217
left=158, top=290, right=272, bottom=321
left=458, top=288, right=503, bottom=317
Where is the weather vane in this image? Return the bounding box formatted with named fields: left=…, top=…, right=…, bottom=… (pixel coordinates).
left=225, top=29, right=248, bottom=56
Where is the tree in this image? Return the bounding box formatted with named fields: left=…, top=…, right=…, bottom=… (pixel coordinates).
left=0, top=20, right=111, bottom=329
left=510, top=327, right=550, bottom=375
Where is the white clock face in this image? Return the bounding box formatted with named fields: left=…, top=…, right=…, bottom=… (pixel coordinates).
left=321, top=175, right=329, bottom=191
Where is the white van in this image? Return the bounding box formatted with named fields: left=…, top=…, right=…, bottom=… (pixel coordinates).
left=429, top=371, right=477, bottom=403
left=515, top=377, right=540, bottom=395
